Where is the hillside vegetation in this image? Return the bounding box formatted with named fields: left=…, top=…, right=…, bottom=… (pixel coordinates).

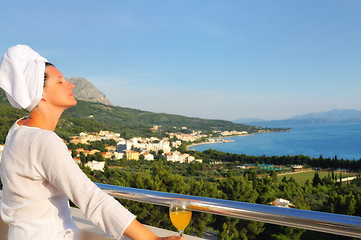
left=0, top=89, right=265, bottom=142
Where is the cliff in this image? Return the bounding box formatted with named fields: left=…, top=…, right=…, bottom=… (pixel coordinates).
left=66, top=77, right=112, bottom=105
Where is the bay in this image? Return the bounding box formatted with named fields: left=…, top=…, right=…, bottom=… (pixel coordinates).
left=189, top=123, right=361, bottom=160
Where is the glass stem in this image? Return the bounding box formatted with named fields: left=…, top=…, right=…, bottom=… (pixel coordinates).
left=179, top=230, right=183, bottom=236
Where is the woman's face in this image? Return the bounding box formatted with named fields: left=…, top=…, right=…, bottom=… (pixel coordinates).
left=42, top=65, right=77, bottom=109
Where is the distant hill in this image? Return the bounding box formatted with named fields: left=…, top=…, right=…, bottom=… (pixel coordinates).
left=291, top=109, right=361, bottom=121
left=59, top=100, right=264, bottom=139
left=236, top=109, right=361, bottom=127
left=66, top=77, right=112, bottom=105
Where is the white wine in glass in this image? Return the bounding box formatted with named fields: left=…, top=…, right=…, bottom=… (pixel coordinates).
left=169, top=201, right=192, bottom=236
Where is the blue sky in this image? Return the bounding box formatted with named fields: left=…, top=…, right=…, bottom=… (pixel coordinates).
left=0, top=1, right=360, bottom=121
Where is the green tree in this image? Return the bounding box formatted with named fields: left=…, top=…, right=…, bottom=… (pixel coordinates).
left=94, top=152, right=105, bottom=162
left=71, top=149, right=77, bottom=158
left=79, top=151, right=86, bottom=164
left=312, top=172, right=322, bottom=186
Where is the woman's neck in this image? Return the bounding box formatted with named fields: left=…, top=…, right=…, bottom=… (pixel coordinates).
left=18, top=106, right=63, bottom=131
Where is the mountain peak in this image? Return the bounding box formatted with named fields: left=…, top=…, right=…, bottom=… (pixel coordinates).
left=66, top=77, right=112, bottom=105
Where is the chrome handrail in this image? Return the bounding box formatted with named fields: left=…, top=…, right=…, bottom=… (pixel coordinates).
left=96, top=183, right=361, bottom=238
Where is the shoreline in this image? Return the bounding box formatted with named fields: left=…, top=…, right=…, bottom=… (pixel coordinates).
left=186, top=128, right=292, bottom=151
left=186, top=134, right=251, bottom=150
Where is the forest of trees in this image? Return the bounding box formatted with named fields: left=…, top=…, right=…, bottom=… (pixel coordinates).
left=76, top=150, right=361, bottom=240
left=189, top=148, right=361, bottom=172
left=1, top=147, right=359, bottom=239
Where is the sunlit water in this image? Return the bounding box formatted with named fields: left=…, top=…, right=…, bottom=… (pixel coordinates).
left=189, top=123, right=361, bottom=160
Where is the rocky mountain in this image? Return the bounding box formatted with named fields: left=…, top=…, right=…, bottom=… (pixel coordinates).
left=66, top=77, right=112, bottom=105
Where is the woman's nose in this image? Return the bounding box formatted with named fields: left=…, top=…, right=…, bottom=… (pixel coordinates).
left=68, top=82, right=74, bottom=89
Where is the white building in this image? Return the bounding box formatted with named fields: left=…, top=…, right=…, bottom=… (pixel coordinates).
left=114, top=152, right=125, bottom=159
left=85, top=161, right=105, bottom=172
left=131, top=137, right=142, bottom=145
left=159, top=140, right=171, bottom=153
left=165, top=152, right=182, bottom=163
left=147, top=140, right=171, bottom=153
left=141, top=152, right=154, bottom=161
left=164, top=151, right=187, bottom=163
left=270, top=198, right=294, bottom=208
left=171, top=141, right=182, bottom=148
left=116, top=141, right=132, bottom=152
left=164, top=151, right=202, bottom=164
left=185, top=155, right=196, bottom=163
left=133, top=142, right=148, bottom=152
left=79, top=132, right=88, bottom=137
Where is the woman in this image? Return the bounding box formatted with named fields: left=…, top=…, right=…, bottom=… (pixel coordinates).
left=0, top=45, right=184, bottom=240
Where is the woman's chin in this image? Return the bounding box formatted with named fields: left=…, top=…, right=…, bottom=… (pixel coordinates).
left=71, top=99, right=78, bottom=107
left=65, top=99, right=77, bottom=109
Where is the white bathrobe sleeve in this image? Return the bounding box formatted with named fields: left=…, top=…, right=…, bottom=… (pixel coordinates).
left=30, top=130, right=136, bottom=239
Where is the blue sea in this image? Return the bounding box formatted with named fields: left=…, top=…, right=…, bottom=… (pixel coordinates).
left=189, top=123, right=361, bottom=160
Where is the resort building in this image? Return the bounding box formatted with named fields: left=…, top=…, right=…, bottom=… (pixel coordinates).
left=125, top=150, right=140, bottom=161
left=101, top=151, right=114, bottom=159
left=85, top=160, right=105, bottom=172
left=164, top=151, right=200, bottom=163
left=141, top=152, right=154, bottom=161
left=116, top=141, right=132, bottom=152
left=105, top=146, right=116, bottom=153
left=291, top=165, right=303, bottom=172
left=164, top=151, right=184, bottom=163
left=113, top=152, right=124, bottom=160
left=270, top=198, right=294, bottom=208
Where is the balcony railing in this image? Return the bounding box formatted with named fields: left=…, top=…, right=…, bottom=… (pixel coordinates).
left=1, top=184, right=361, bottom=239
left=96, top=183, right=361, bottom=239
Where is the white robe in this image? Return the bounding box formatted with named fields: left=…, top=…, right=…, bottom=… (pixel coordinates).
left=0, top=120, right=135, bottom=239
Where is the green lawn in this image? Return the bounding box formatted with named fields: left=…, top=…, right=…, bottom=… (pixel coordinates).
left=279, top=170, right=357, bottom=186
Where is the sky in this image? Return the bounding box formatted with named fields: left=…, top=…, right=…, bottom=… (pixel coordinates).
left=0, top=1, right=360, bottom=121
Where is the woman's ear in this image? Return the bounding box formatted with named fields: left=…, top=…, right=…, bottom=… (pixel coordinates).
left=39, top=97, right=47, bottom=104
left=40, top=90, right=48, bottom=102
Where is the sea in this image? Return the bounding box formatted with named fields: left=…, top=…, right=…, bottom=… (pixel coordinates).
left=189, top=123, right=361, bottom=160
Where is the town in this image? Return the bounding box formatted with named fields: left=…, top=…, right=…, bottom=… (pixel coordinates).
left=65, top=127, right=249, bottom=172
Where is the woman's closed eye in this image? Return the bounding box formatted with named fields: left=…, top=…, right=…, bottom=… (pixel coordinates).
left=57, top=75, right=64, bottom=83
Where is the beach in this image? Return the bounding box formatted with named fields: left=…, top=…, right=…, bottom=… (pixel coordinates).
left=186, top=134, right=250, bottom=150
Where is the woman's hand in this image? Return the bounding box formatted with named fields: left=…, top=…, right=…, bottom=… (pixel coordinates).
left=124, top=219, right=185, bottom=240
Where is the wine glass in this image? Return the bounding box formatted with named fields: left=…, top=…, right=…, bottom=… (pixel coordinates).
left=169, top=200, right=192, bottom=236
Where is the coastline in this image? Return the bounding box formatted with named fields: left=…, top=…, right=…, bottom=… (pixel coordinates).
left=186, top=134, right=250, bottom=150
left=186, top=124, right=361, bottom=160
left=186, top=129, right=290, bottom=151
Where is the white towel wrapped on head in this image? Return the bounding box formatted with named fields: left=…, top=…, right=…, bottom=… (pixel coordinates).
left=0, top=44, right=48, bottom=111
